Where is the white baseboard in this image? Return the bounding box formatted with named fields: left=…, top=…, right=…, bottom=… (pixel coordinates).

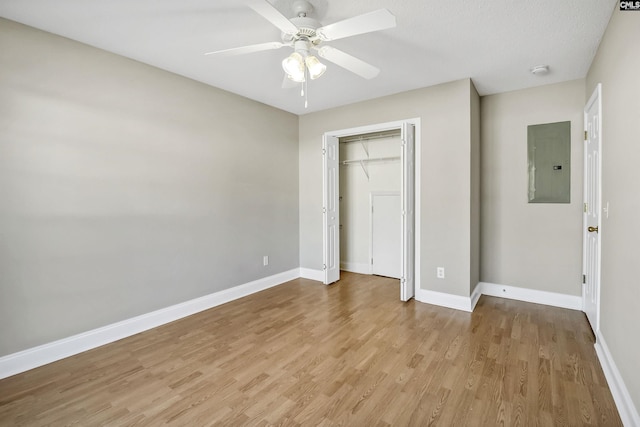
left=415, top=282, right=582, bottom=314
left=479, top=282, right=582, bottom=310
left=340, top=261, right=371, bottom=275
left=0, top=268, right=300, bottom=380
left=299, top=268, right=324, bottom=282
left=595, top=330, right=640, bottom=427
left=416, top=288, right=474, bottom=312
left=470, top=284, right=482, bottom=311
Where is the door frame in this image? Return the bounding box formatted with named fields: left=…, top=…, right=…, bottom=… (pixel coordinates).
left=582, top=83, right=602, bottom=333
left=322, top=118, right=421, bottom=297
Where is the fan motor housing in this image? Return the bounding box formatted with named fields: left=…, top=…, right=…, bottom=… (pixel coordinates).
left=282, top=15, right=321, bottom=43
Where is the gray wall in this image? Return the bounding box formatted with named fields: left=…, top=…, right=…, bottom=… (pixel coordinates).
left=586, top=9, right=640, bottom=412
left=299, top=79, right=476, bottom=297
left=0, top=19, right=299, bottom=356
left=480, top=79, right=585, bottom=296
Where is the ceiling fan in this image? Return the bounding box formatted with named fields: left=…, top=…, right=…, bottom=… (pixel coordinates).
left=205, top=0, right=397, bottom=85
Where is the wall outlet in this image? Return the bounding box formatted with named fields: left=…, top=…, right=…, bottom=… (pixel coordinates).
left=436, top=267, right=445, bottom=279
left=263, top=256, right=269, bottom=266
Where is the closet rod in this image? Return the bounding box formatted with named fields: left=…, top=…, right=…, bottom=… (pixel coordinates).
left=342, top=156, right=400, bottom=165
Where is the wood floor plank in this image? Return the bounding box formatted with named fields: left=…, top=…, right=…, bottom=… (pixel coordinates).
left=0, top=272, right=622, bottom=426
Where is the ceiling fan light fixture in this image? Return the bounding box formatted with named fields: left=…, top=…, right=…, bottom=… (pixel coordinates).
left=286, top=70, right=306, bottom=83
left=207, top=0, right=399, bottom=108
left=305, top=55, right=326, bottom=80
left=282, top=52, right=305, bottom=81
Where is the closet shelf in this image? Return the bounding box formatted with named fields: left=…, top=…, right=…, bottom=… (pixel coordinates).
left=341, top=156, right=401, bottom=180
left=340, top=131, right=401, bottom=143
left=341, top=156, right=400, bottom=165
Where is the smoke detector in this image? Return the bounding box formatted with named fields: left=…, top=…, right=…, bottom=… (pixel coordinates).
left=530, top=65, right=550, bottom=75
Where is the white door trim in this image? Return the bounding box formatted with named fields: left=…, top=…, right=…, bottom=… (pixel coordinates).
left=322, top=118, right=421, bottom=295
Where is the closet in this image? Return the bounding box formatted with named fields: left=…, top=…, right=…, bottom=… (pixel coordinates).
left=339, top=129, right=402, bottom=279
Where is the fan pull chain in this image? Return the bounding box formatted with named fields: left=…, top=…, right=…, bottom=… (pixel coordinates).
left=297, top=68, right=309, bottom=108
left=304, top=68, right=309, bottom=108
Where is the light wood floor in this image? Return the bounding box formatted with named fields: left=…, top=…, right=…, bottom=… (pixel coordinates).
left=0, top=272, right=621, bottom=426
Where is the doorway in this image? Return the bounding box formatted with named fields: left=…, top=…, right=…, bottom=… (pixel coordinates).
left=322, top=119, right=420, bottom=301
left=339, top=129, right=401, bottom=277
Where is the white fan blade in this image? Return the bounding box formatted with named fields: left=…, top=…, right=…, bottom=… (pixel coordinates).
left=204, top=42, right=286, bottom=57
left=316, top=46, right=380, bottom=79
left=247, top=0, right=299, bottom=35
left=316, top=9, right=396, bottom=41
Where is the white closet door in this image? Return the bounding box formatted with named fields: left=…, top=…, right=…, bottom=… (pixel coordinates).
left=323, top=134, right=340, bottom=284
left=583, top=84, right=602, bottom=332
left=371, top=193, right=401, bottom=278
left=400, top=122, right=415, bottom=301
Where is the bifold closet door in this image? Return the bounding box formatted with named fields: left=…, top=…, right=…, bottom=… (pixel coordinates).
left=323, top=134, right=340, bottom=284
left=371, top=193, right=401, bottom=279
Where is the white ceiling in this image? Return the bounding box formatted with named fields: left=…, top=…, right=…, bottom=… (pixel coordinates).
left=0, top=0, right=616, bottom=115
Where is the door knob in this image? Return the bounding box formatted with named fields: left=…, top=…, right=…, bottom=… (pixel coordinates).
left=588, top=226, right=599, bottom=233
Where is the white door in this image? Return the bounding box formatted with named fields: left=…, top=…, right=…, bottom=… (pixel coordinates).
left=323, top=134, right=340, bottom=284
left=400, top=123, right=415, bottom=301
left=583, top=84, right=602, bottom=332
left=371, top=193, right=401, bottom=279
